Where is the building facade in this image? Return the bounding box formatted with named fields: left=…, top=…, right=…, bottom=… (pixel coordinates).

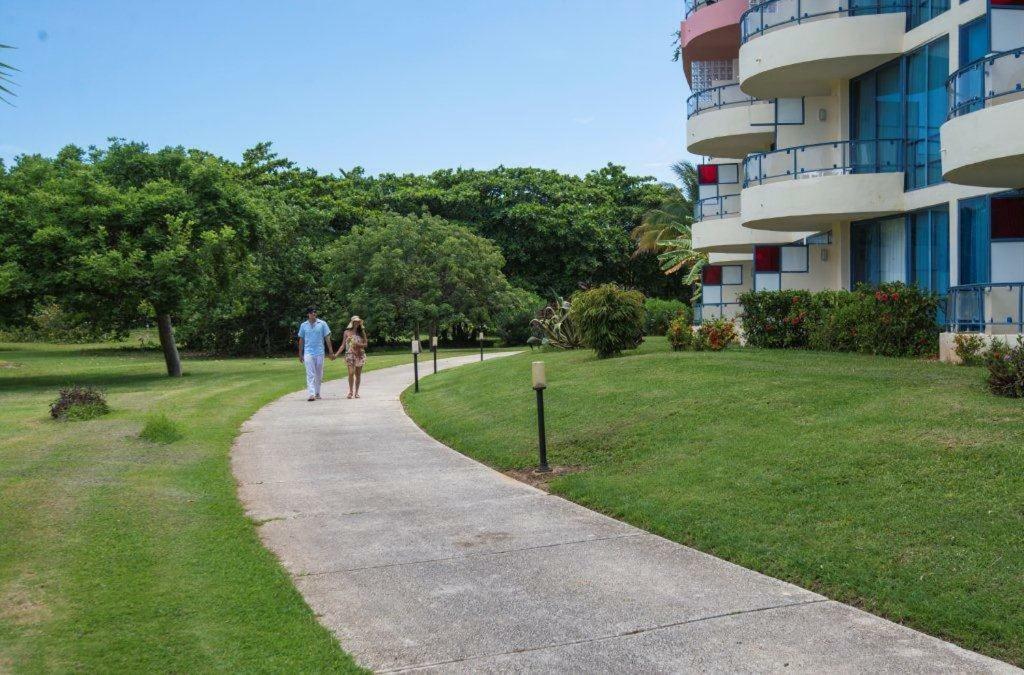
left=681, top=0, right=1024, bottom=348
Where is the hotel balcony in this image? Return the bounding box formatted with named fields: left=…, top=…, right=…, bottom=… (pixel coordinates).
left=686, top=84, right=775, bottom=157
left=738, top=0, right=907, bottom=98
left=941, top=47, right=1024, bottom=189
left=681, top=0, right=749, bottom=83
left=692, top=194, right=820, bottom=251
left=741, top=139, right=905, bottom=231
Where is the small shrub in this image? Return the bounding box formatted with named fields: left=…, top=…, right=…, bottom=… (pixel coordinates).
left=569, top=284, right=646, bottom=358
left=693, top=318, right=738, bottom=352
left=140, top=413, right=185, bottom=444
left=666, top=316, right=694, bottom=351
left=49, top=386, right=109, bottom=420
left=953, top=333, right=986, bottom=366
left=531, top=296, right=583, bottom=350
left=643, top=298, right=692, bottom=336
left=984, top=337, right=1024, bottom=398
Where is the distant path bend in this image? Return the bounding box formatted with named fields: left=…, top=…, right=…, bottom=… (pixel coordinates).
left=232, top=353, right=1015, bottom=673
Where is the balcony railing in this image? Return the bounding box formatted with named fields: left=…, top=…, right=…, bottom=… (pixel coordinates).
left=693, top=194, right=741, bottom=221
left=947, top=47, right=1024, bottom=119
left=686, top=82, right=768, bottom=118
left=694, top=302, right=743, bottom=324
left=743, top=139, right=904, bottom=187
left=741, top=0, right=909, bottom=44
left=684, top=0, right=717, bottom=18
left=947, top=283, right=1024, bottom=333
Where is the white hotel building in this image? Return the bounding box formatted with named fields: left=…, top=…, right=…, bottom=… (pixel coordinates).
left=680, top=0, right=1024, bottom=348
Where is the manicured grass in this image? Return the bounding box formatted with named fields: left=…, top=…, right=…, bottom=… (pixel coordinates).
left=0, top=342, right=475, bottom=672
left=404, top=338, right=1024, bottom=666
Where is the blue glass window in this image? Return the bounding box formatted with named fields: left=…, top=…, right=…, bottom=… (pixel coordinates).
left=959, top=196, right=991, bottom=285
left=908, top=0, right=950, bottom=29
left=851, top=217, right=908, bottom=286
left=909, top=207, right=950, bottom=294
left=906, top=38, right=948, bottom=190
left=960, top=16, right=989, bottom=67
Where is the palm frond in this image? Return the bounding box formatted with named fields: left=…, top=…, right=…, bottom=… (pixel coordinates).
left=0, top=44, right=17, bottom=105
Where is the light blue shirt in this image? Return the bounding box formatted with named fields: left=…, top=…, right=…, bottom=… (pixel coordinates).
left=297, top=319, right=331, bottom=356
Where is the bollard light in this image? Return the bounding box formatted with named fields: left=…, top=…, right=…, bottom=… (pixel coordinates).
left=532, top=361, right=550, bottom=472
left=412, top=338, right=421, bottom=392
left=431, top=336, right=438, bottom=348
left=431, top=334, right=438, bottom=374
left=478, top=330, right=485, bottom=361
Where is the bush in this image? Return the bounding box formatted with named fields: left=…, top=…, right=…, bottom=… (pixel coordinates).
left=666, top=316, right=694, bottom=351
left=1, top=302, right=120, bottom=344
left=741, top=283, right=940, bottom=357
left=49, top=386, right=109, bottom=420
left=693, top=318, right=738, bottom=352
left=569, top=284, right=646, bottom=358
left=494, top=289, right=544, bottom=346
left=531, top=296, right=583, bottom=350
left=984, top=337, right=1024, bottom=397
left=954, top=333, right=986, bottom=366
left=140, top=413, right=185, bottom=444
left=643, top=299, right=691, bottom=336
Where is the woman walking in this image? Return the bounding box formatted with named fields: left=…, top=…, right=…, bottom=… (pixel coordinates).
left=336, top=316, right=368, bottom=399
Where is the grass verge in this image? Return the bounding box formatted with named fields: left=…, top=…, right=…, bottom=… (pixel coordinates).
left=0, top=341, right=476, bottom=671
left=403, top=337, right=1024, bottom=666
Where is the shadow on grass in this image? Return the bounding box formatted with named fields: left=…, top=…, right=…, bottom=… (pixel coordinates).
left=0, top=370, right=201, bottom=393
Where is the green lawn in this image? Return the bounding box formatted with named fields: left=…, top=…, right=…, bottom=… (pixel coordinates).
left=403, top=338, right=1024, bottom=666
left=0, top=341, right=474, bottom=672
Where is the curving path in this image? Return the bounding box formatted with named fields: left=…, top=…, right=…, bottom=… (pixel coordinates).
left=233, top=354, right=1015, bottom=673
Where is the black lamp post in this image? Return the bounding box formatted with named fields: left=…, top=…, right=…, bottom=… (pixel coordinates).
left=532, top=361, right=550, bottom=472
left=478, top=329, right=485, bottom=362
left=412, top=337, right=422, bottom=393
left=431, top=333, right=438, bottom=374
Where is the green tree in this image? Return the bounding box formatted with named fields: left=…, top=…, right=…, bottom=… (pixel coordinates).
left=324, top=213, right=520, bottom=341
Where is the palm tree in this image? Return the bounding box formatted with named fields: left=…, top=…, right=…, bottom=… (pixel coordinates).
left=0, top=44, right=17, bottom=105
left=632, top=160, right=708, bottom=300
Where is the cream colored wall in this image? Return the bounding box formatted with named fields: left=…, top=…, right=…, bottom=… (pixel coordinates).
left=721, top=262, right=752, bottom=304
left=780, top=240, right=841, bottom=292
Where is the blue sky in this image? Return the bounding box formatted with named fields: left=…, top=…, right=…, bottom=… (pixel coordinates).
left=0, top=1, right=697, bottom=183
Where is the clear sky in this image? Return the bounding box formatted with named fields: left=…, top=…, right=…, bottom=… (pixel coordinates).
left=0, top=1, right=698, bottom=183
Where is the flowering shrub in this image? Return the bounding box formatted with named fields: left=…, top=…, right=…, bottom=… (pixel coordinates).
left=740, top=283, right=940, bottom=357
left=666, top=316, right=694, bottom=351
left=644, top=299, right=692, bottom=336
left=953, top=333, right=986, bottom=366
left=693, top=318, right=737, bottom=352
left=984, top=337, right=1024, bottom=398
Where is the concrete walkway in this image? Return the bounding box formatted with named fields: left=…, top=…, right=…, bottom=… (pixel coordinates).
left=233, top=354, right=1015, bottom=673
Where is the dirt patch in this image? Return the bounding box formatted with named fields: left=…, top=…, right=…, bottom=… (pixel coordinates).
left=503, top=465, right=584, bottom=492
left=0, top=575, right=52, bottom=627
left=0, top=360, right=22, bottom=369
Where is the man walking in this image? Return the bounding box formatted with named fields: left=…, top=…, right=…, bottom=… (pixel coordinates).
left=298, top=307, right=334, bottom=401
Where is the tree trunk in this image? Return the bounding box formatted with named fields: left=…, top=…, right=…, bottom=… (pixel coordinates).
left=156, top=313, right=183, bottom=377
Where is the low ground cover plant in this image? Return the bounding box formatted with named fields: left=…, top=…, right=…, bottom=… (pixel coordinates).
left=740, top=283, right=940, bottom=357
left=140, top=412, right=185, bottom=444
left=984, top=337, right=1024, bottom=398
left=643, top=298, right=691, bottom=336
left=569, top=284, right=645, bottom=358
left=49, top=385, right=109, bottom=420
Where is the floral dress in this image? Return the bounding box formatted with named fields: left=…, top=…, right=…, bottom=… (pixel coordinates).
left=343, top=331, right=367, bottom=368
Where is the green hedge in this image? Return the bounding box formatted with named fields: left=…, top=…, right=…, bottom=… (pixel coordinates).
left=643, top=298, right=692, bottom=336
left=739, top=283, right=941, bottom=357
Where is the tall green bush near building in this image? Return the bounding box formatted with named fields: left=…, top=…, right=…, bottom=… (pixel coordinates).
left=643, top=298, right=692, bottom=336
left=569, top=284, right=645, bottom=358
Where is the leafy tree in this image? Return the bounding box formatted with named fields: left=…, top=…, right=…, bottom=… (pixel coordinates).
left=323, top=213, right=520, bottom=341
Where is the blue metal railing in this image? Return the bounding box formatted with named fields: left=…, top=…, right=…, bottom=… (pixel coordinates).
left=694, top=302, right=743, bottom=324
left=946, top=282, right=1024, bottom=333
left=686, top=82, right=768, bottom=118
left=947, top=47, right=1024, bottom=119
left=741, top=0, right=909, bottom=43
left=693, top=194, right=741, bottom=221
left=743, top=139, right=904, bottom=187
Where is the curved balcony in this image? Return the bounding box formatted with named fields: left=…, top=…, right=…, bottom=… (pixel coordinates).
left=738, top=0, right=907, bottom=98
left=681, top=0, right=748, bottom=82
left=947, top=283, right=1024, bottom=335
left=692, top=195, right=819, bottom=251
left=741, top=139, right=905, bottom=231
left=686, top=83, right=775, bottom=157
left=942, top=48, right=1024, bottom=189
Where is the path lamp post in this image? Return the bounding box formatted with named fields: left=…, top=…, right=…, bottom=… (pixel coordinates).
left=532, top=361, right=550, bottom=472
left=478, top=330, right=485, bottom=362
left=412, top=338, right=422, bottom=393
left=431, top=334, right=438, bottom=374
